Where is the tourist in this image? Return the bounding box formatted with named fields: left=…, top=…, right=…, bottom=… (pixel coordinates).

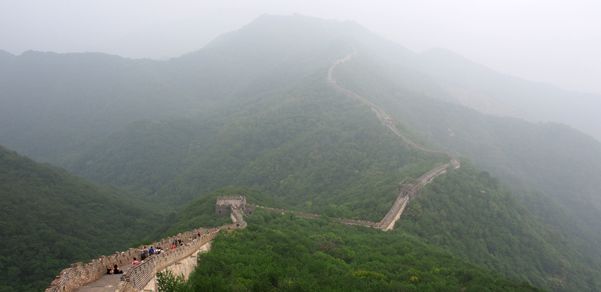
left=112, top=264, right=123, bottom=274
left=140, top=247, right=149, bottom=260
left=149, top=246, right=155, bottom=255
left=132, top=257, right=140, bottom=266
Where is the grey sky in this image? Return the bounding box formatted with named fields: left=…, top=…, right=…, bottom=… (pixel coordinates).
left=1, top=0, right=600, bottom=95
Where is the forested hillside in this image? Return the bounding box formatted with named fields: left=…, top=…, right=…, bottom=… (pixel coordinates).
left=169, top=165, right=598, bottom=291
left=0, top=146, right=160, bottom=291
left=167, top=209, right=537, bottom=291
left=336, top=50, right=601, bottom=210
left=65, top=73, right=441, bottom=219
left=2, top=15, right=601, bottom=291
left=417, top=48, right=601, bottom=142
left=335, top=52, right=601, bottom=275
left=399, top=164, right=601, bottom=291
left=0, top=15, right=360, bottom=164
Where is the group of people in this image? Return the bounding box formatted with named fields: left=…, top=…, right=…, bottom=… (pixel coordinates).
left=132, top=245, right=163, bottom=266
left=119, top=233, right=201, bottom=273
left=170, top=239, right=183, bottom=249
left=106, top=245, right=166, bottom=275
left=140, top=245, right=162, bottom=260
left=106, top=264, right=123, bottom=275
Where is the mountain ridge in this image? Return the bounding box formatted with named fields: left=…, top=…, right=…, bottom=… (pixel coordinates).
left=0, top=145, right=162, bottom=291
left=417, top=47, right=601, bottom=142
left=2, top=14, right=601, bottom=291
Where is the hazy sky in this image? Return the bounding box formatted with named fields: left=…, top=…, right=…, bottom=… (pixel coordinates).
left=1, top=0, right=600, bottom=95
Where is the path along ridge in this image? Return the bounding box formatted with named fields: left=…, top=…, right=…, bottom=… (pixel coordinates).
left=47, top=207, right=246, bottom=292
left=327, top=51, right=460, bottom=231
left=46, top=51, right=460, bottom=292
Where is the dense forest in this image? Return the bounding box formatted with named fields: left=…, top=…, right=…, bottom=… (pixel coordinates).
left=162, top=210, right=537, bottom=291
left=398, top=164, right=601, bottom=291
left=335, top=52, right=601, bottom=290
left=62, top=74, right=443, bottom=220
left=1, top=15, right=601, bottom=291
left=164, top=163, right=599, bottom=291
left=0, top=146, right=161, bottom=291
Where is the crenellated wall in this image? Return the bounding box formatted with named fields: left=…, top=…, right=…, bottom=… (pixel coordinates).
left=45, top=248, right=139, bottom=292
left=376, top=162, right=452, bottom=230
left=45, top=227, right=211, bottom=292
left=118, top=229, right=219, bottom=291
left=44, top=50, right=462, bottom=292
left=252, top=162, right=454, bottom=232
left=327, top=51, right=461, bottom=231
left=46, top=196, right=248, bottom=292
left=141, top=242, right=213, bottom=292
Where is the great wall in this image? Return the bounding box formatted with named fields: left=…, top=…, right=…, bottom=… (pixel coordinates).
left=327, top=51, right=460, bottom=230
left=46, top=52, right=459, bottom=291
left=46, top=196, right=249, bottom=292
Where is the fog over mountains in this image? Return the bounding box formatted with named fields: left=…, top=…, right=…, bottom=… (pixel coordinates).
left=1, top=14, right=601, bottom=291
left=416, top=48, right=601, bottom=142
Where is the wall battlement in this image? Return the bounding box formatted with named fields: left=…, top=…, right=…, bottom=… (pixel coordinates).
left=46, top=196, right=248, bottom=292
left=215, top=195, right=254, bottom=216
left=118, top=229, right=219, bottom=291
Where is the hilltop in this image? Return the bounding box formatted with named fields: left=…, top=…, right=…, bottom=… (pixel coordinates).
left=1, top=15, right=601, bottom=291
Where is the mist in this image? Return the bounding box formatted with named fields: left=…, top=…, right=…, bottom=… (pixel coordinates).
left=1, top=0, right=600, bottom=95
left=3, top=2, right=601, bottom=291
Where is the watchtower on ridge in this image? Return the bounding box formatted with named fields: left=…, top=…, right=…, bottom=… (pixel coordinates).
left=215, top=195, right=254, bottom=216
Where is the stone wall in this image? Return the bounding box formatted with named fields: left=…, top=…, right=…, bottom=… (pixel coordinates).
left=45, top=247, right=139, bottom=292
left=376, top=163, right=451, bottom=230
left=118, top=229, right=219, bottom=291
left=215, top=195, right=248, bottom=216
left=252, top=204, right=378, bottom=228
left=46, top=196, right=249, bottom=292
left=142, top=243, right=212, bottom=291
left=46, top=228, right=212, bottom=292
left=252, top=163, right=453, bottom=232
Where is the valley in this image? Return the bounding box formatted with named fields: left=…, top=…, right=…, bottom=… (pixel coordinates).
left=1, top=14, right=601, bottom=292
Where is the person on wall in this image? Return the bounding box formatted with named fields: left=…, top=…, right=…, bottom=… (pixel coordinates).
left=112, top=264, right=123, bottom=274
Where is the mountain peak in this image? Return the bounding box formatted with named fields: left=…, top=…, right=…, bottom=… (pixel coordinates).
left=176, top=14, right=368, bottom=63
left=248, top=13, right=362, bottom=30
left=0, top=49, right=14, bottom=62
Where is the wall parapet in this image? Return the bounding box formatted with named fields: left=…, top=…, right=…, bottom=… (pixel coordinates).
left=118, top=229, right=219, bottom=291
left=46, top=243, right=142, bottom=292
left=46, top=227, right=217, bottom=292
left=47, top=196, right=248, bottom=292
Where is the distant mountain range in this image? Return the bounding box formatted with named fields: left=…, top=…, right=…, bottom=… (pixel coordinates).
left=1, top=14, right=601, bottom=291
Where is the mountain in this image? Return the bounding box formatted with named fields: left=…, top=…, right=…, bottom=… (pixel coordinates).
left=0, top=145, right=160, bottom=291
left=0, top=15, right=371, bottom=164
left=1, top=14, right=601, bottom=291
left=333, top=49, right=601, bottom=251
left=417, top=48, right=601, bottom=142
left=172, top=206, right=538, bottom=291
left=399, top=163, right=601, bottom=290
left=63, top=74, right=441, bottom=215
left=335, top=48, right=601, bottom=290
left=0, top=51, right=169, bottom=163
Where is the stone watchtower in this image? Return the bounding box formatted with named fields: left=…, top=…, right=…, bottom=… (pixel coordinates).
left=215, top=195, right=254, bottom=216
